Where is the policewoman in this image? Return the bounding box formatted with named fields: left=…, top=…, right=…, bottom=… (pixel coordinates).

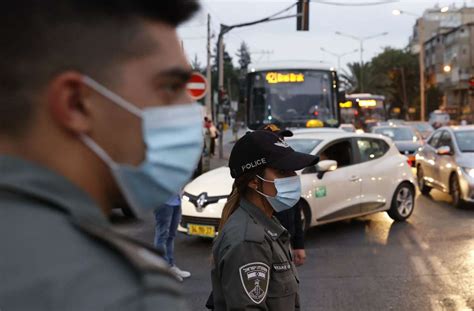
left=211, top=130, right=319, bottom=310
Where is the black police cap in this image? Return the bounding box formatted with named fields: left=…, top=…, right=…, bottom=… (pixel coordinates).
left=258, top=124, right=293, bottom=138
left=228, top=130, right=319, bottom=179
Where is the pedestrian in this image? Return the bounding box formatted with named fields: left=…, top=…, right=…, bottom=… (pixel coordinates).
left=0, top=1, right=201, bottom=310
left=210, top=130, right=319, bottom=310
left=260, top=124, right=307, bottom=266
left=154, top=194, right=191, bottom=281
left=209, top=119, right=220, bottom=156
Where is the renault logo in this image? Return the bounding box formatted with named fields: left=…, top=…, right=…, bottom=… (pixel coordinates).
left=196, top=193, right=208, bottom=212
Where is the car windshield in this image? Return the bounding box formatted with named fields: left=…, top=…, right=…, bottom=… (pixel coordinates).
left=286, top=139, right=322, bottom=154
left=374, top=127, right=417, bottom=141
left=454, top=130, right=474, bottom=152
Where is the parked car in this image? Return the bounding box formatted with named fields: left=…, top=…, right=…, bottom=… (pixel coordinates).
left=416, top=126, right=474, bottom=207
left=178, top=131, right=416, bottom=238
left=371, top=125, right=424, bottom=166
left=429, top=110, right=450, bottom=129
left=404, top=121, right=434, bottom=139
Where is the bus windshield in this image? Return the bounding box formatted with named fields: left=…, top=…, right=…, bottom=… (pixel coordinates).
left=247, top=70, right=338, bottom=129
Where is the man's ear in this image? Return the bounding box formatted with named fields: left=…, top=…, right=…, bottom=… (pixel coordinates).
left=46, top=71, right=94, bottom=135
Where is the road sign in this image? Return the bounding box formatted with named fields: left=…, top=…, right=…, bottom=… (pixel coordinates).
left=187, top=72, right=208, bottom=100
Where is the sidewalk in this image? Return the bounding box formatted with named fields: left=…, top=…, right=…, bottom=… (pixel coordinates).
left=208, top=128, right=246, bottom=170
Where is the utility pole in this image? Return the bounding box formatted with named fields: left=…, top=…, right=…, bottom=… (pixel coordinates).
left=400, top=67, right=409, bottom=120
left=215, top=2, right=301, bottom=159
left=205, top=14, right=212, bottom=118
left=419, top=20, right=426, bottom=121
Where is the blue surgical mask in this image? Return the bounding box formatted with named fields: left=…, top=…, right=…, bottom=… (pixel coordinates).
left=255, top=175, right=302, bottom=212
left=81, top=76, right=204, bottom=217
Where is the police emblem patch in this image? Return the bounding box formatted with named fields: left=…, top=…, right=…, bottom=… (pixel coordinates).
left=239, top=262, right=270, bottom=304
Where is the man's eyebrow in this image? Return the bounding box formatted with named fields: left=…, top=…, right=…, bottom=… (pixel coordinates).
left=156, top=68, right=193, bottom=82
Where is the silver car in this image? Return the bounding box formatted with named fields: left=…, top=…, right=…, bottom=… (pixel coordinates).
left=416, top=126, right=474, bottom=207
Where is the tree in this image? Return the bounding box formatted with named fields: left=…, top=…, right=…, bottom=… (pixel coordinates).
left=191, top=54, right=203, bottom=73
left=236, top=41, right=252, bottom=75
left=340, top=62, right=378, bottom=93
left=342, top=47, right=420, bottom=119
left=370, top=47, right=419, bottom=119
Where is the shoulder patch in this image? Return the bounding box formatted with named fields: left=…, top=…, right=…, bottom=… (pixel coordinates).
left=239, top=262, right=270, bottom=304
left=244, top=219, right=265, bottom=243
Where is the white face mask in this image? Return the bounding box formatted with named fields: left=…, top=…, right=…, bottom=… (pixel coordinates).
left=81, top=76, right=204, bottom=217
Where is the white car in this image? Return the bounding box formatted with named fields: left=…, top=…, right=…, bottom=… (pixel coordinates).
left=178, top=131, right=417, bottom=238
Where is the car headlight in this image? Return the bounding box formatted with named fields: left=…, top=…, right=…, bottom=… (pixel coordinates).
left=461, top=167, right=474, bottom=178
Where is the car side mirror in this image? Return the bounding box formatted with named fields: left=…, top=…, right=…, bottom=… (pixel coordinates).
left=436, top=146, right=452, bottom=156
left=316, top=160, right=338, bottom=179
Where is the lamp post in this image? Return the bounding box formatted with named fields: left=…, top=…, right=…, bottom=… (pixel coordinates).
left=392, top=7, right=449, bottom=121
left=335, top=31, right=388, bottom=92
left=320, top=47, right=359, bottom=72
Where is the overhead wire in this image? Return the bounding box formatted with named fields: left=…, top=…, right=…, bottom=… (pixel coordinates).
left=312, top=0, right=399, bottom=6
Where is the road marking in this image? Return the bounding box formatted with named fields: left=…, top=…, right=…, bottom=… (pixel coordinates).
left=410, top=230, right=430, bottom=250
left=411, top=256, right=431, bottom=284
left=427, top=256, right=456, bottom=288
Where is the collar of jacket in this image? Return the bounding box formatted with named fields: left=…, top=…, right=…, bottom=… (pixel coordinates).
left=240, top=198, right=288, bottom=240
left=0, top=155, right=108, bottom=225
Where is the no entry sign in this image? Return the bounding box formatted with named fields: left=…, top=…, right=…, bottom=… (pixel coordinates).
left=187, top=72, right=208, bottom=100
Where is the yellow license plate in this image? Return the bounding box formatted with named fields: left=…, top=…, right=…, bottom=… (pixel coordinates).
left=188, top=224, right=215, bottom=238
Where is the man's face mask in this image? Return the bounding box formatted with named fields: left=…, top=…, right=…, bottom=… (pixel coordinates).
left=81, top=76, right=204, bottom=218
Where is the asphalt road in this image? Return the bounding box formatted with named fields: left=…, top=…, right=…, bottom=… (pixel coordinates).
left=115, top=186, right=474, bottom=311
left=114, top=131, right=474, bottom=310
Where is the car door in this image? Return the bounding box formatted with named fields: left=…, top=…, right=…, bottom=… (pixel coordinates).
left=300, top=138, right=361, bottom=224
left=435, top=130, right=456, bottom=192
left=355, top=137, right=393, bottom=213
left=421, top=130, right=442, bottom=183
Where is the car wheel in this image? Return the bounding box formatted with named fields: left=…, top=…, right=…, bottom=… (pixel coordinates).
left=417, top=166, right=431, bottom=195
left=450, top=174, right=464, bottom=208
left=387, top=182, right=415, bottom=221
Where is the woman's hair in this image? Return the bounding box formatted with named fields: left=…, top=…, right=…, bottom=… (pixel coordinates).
left=218, top=168, right=264, bottom=232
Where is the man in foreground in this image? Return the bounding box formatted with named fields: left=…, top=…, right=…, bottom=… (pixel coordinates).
left=0, top=1, right=201, bottom=310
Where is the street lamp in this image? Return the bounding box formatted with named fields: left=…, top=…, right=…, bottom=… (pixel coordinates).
left=320, top=47, right=358, bottom=72
left=335, top=31, right=388, bottom=92
left=393, top=8, right=448, bottom=121
left=443, top=65, right=452, bottom=73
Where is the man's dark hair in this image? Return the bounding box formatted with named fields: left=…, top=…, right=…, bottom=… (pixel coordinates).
left=0, top=0, right=200, bottom=135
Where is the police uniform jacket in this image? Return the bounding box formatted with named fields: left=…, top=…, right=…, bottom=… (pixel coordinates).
left=0, top=156, right=188, bottom=311
left=211, top=199, right=300, bottom=310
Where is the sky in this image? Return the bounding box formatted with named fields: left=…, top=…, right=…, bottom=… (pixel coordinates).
left=178, top=0, right=473, bottom=74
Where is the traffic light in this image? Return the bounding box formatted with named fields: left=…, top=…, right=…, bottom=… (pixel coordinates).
left=297, top=0, right=310, bottom=31
left=469, top=76, right=474, bottom=90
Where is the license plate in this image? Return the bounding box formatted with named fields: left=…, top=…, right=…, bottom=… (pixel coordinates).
left=187, top=224, right=215, bottom=238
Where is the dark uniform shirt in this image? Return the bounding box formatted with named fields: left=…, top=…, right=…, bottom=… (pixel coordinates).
left=211, top=199, right=300, bottom=311
left=274, top=200, right=305, bottom=250
left=0, top=156, right=188, bottom=311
